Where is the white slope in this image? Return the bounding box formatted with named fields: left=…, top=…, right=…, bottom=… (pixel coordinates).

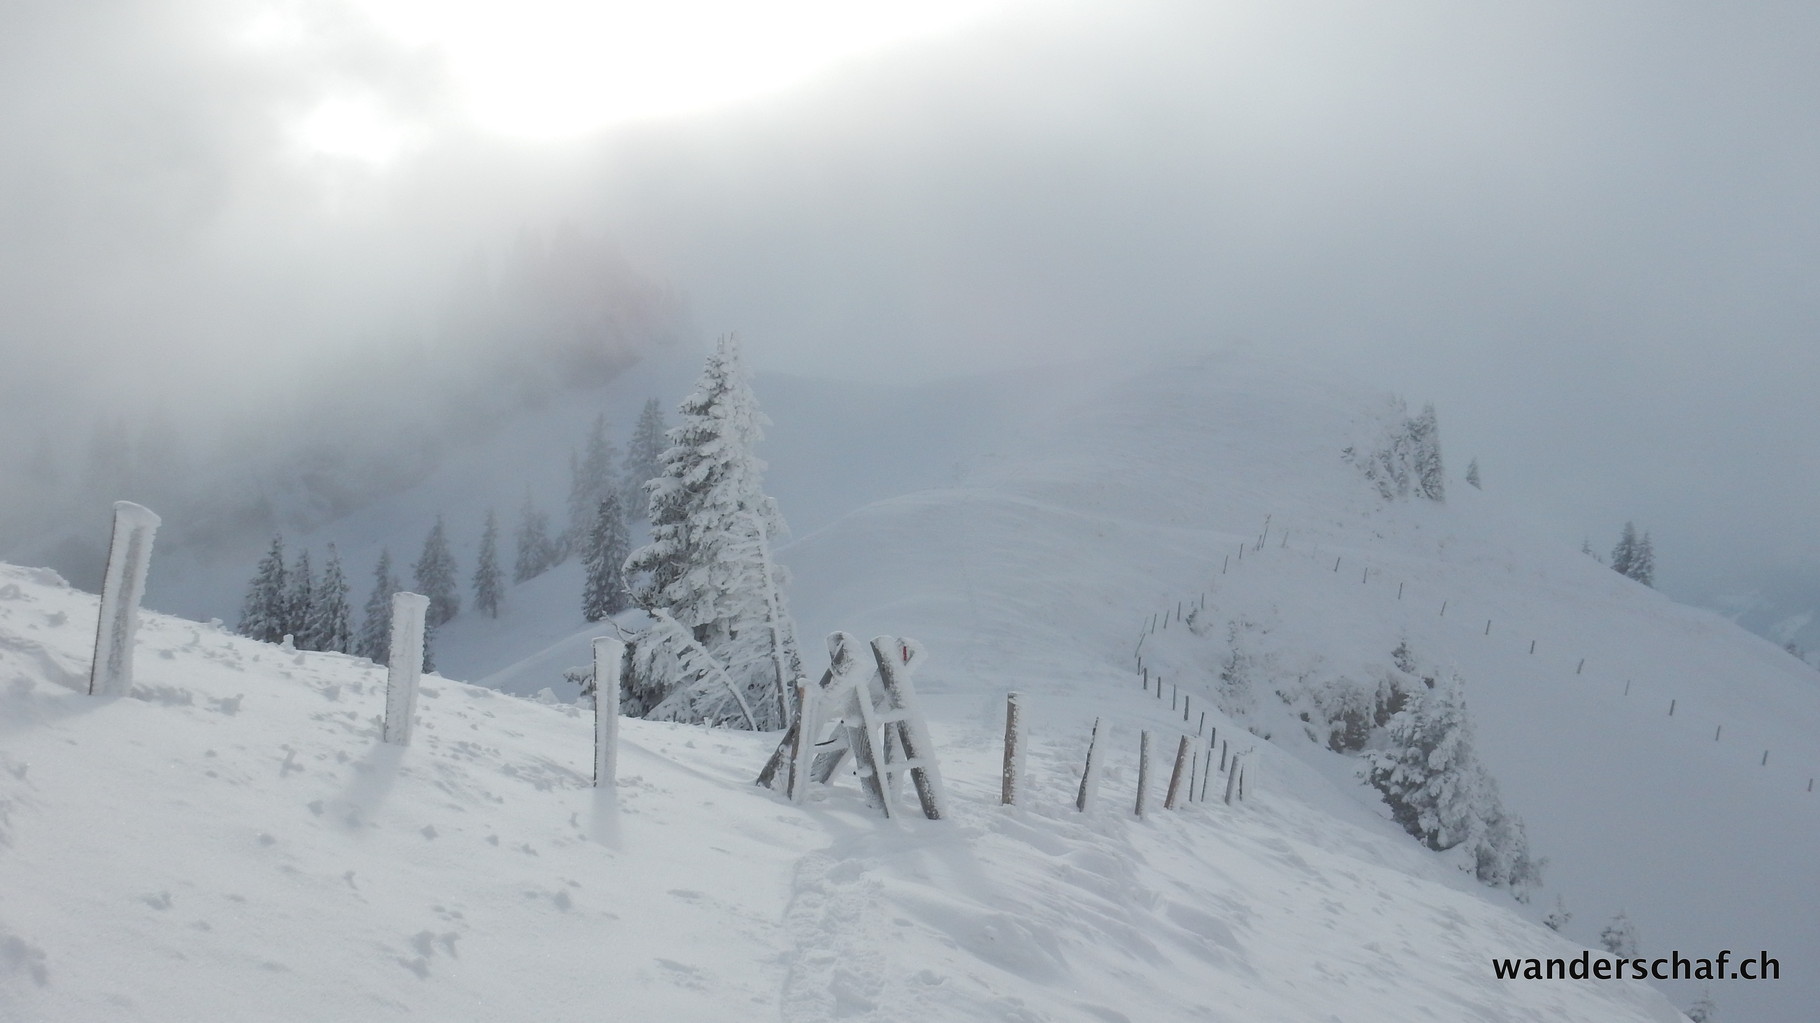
left=0, top=560, right=1686, bottom=1023
left=778, top=352, right=1819, bottom=1023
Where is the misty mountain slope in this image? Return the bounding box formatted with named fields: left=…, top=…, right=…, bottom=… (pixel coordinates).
left=0, top=566, right=1687, bottom=1022
left=775, top=353, right=1818, bottom=1021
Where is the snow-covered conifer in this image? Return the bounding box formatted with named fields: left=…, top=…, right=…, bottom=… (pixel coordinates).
left=1599, top=910, right=1638, bottom=956
left=413, top=517, right=460, bottom=627
left=237, top=535, right=288, bottom=644
left=581, top=492, right=631, bottom=622
left=305, top=545, right=353, bottom=653
left=1610, top=522, right=1639, bottom=578
left=567, top=413, right=620, bottom=554
left=473, top=510, right=504, bottom=618
left=622, top=397, right=666, bottom=519
left=1465, top=458, right=1481, bottom=490
left=514, top=489, right=558, bottom=583
left=285, top=549, right=314, bottom=646
left=1344, top=396, right=1444, bottom=502
left=1411, top=403, right=1445, bottom=501
left=1367, top=660, right=1539, bottom=895
left=1686, top=988, right=1716, bottom=1023
left=357, top=549, right=400, bottom=663
left=1630, top=531, right=1655, bottom=587
left=623, top=334, right=803, bottom=728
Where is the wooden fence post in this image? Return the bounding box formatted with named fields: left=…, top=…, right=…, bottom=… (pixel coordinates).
left=1076, top=718, right=1105, bottom=812
left=1164, top=735, right=1192, bottom=809
left=1135, top=731, right=1152, bottom=817
left=1224, top=753, right=1241, bottom=804
left=592, top=637, right=624, bottom=788
left=88, top=501, right=161, bottom=697
left=1001, top=692, right=1024, bottom=806
left=383, top=592, right=429, bottom=746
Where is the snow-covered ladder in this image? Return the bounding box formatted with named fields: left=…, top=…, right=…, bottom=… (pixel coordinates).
left=757, top=631, right=947, bottom=820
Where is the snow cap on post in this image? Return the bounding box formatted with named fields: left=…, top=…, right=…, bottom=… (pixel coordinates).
left=383, top=591, right=430, bottom=745
left=89, top=501, right=162, bottom=697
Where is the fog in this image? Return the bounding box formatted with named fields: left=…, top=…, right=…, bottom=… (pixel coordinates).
left=3, top=0, right=1816, bottom=638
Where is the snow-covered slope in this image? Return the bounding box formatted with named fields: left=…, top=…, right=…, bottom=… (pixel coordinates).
left=5, top=350, right=1808, bottom=1020
left=0, top=562, right=1686, bottom=1022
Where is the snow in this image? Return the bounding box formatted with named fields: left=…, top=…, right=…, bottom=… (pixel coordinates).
left=2, top=350, right=1805, bottom=1020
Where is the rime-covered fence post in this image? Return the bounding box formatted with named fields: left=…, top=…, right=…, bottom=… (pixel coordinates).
left=592, top=637, right=624, bottom=788
left=1076, top=717, right=1105, bottom=812
left=1001, top=692, right=1025, bottom=806
left=1135, top=730, right=1153, bottom=817
left=382, top=592, right=429, bottom=745
left=870, top=636, right=946, bottom=820
left=1224, top=753, right=1242, bottom=805
left=1164, top=734, right=1192, bottom=809
left=88, top=501, right=161, bottom=697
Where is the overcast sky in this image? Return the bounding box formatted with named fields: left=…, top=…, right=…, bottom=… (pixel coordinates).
left=3, top=0, right=1816, bottom=615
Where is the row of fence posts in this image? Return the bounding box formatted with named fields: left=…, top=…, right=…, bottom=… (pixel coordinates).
left=999, top=693, right=1247, bottom=817
left=1133, top=520, right=1812, bottom=797
left=73, top=500, right=1808, bottom=803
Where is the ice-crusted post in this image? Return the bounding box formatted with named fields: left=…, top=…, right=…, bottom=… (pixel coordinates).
left=88, top=501, right=161, bottom=697
left=1224, top=753, right=1242, bottom=805
left=1001, top=692, right=1025, bottom=806
left=592, top=637, right=624, bottom=787
left=1135, top=730, right=1152, bottom=817
left=383, top=592, right=429, bottom=745
left=1076, top=717, right=1105, bottom=812
left=1164, top=734, right=1192, bottom=809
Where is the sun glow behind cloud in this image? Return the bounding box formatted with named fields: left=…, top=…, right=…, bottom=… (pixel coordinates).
left=340, top=0, right=1023, bottom=142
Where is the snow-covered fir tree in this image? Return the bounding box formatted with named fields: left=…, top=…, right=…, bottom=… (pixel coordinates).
left=1600, top=910, right=1639, bottom=956
left=1366, top=661, right=1539, bottom=896
left=237, top=535, right=288, bottom=644
left=623, top=333, right=804, bottom=729
left=1465, top=457, right=1481, bottom=490
left=1630, top=531, right=1655, bottom=587
left=356, top=549, right=399, bottom=663
left=285, top=549, right=314, bottom=645
left=1411, top=403, right=1444, bottom=500
left=413, top=517, right=460, bottom=628
left=581, top=492, right=631, bottom=622
left=306, top=545, right=353, bottom=653
left=621, top=396, right=667, bottom=520
left=472, top=510, right=504, bottom=618
left=1610, top=521, right=1639, bottom=578
left=513, top=489, right=559, bottom=583
left=1686, top=988, right=1717, bottom=1023
left=1343, top=396, right=1445, bottom=503
left=567, top=412, right=620, bottom=554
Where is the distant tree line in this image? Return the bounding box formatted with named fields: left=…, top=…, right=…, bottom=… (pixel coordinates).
left=235, top=397, right=671, bottom=665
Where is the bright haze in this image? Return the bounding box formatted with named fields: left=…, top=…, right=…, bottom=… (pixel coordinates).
left=2, top=0, right=1817, bottom=642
